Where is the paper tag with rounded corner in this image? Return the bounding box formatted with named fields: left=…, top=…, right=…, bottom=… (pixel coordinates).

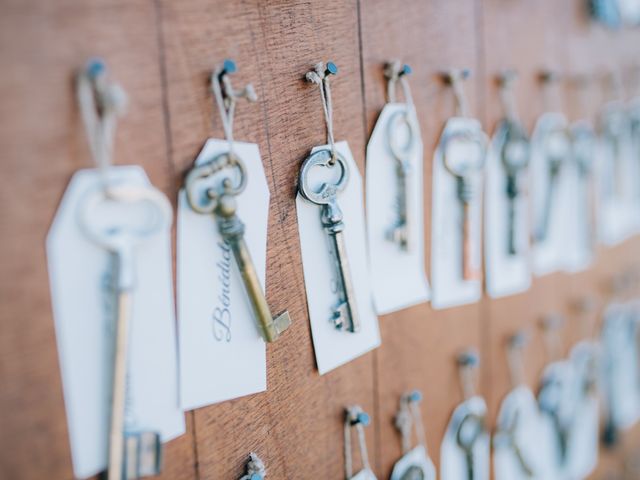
left=564, top=341, right=599, bottom=479
left=431, top=117, right=485, bottom=309
left=440, top=396, right=490, bottom=480
left=296, top=141, right=380, bottom=374
left=46, top=167, right=184, bottom=479
left=484, top=120, right=531, bottom=297
left=529, top=112, right=572, bottom=276
left=366, top=103, right=430, bottom=314
left=390, top=445, right=436, bottom=480
left=493, top=385, right=558, bottom=480
left=177, top=139, right=270, bottom=410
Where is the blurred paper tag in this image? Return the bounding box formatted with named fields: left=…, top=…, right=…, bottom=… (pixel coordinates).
left=430, top=117, right=484, bottom=309
left=440, top=396, right=490, bottom=480
left=484, top=121, right=531, bottom=298
left=177, top=139, right=269, bottom=410
left=366, top=103, right=430, bottom=314
left=47, top=167, right=184, bottom=479
left=296, top=141, right=380, bottom=374
left=493, top=386, right=556, bottom=480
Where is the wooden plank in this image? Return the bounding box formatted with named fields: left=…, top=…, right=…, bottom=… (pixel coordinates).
left=158, top=0, right=376, bottom=477
left=358, top=0, right=483, bottom=476
left=0, top=1, right=196, bottom=478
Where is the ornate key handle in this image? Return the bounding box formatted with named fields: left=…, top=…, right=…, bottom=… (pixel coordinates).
left=442, top=128, right=487, bottom=281
left=299, top=148, right=350, bottom=207
left=80, top=183, right=173, bottom=289
left=456, top=411, right=486, bottom=480
left=185, top=152, right=247, bottom=214
left=572, top=124, right=596, bottom=178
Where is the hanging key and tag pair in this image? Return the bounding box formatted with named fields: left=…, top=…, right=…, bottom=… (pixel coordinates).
left=391, top=390, right=436, bottom=480
left=441, top=350, right=489, bottom=480
left=52, top=59, right=184, bottom=479
left=184, top=60, right=291, bottom=344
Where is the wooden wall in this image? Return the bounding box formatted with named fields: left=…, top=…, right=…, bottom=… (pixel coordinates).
left=1, top=0, right=639, bottom=478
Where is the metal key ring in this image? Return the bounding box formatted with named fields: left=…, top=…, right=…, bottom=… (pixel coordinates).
left=79, top=182, right=173, bottom=252
left=456, top=411, right=485, bottom=452
left=387, top=108, right=416, bottom=164
left=543, top=127, right=570, bottom=170
left=185, top=151, right=247, bottom=214
left=442, top=128, right=487, bottom=178
left=298, top=148, right=350, bottom=206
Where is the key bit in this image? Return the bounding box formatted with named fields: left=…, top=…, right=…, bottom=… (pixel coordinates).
left=123, top=432, right=162, bottom=479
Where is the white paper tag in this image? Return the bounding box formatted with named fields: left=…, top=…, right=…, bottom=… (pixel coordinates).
left=296, top=141, right=381, bottom=374
left=564, top=341, right=599, bottom=479
left=430, top=117, right=485, bottom=309
left=493, top=386, right=559, bottom=480
left=440, top=396, right=490, bottom=480
left=601, top=302, right=640, bottom=430
left=366, top=103, right=430, bottom=314
left=47, top=167, right=184, bottom=479
left=177, top=139, right=270, bottom=410
left=390, top=445, right=436, bottom=480
left=529, top=112, right=571, bottom=276
left=563, top=122, right=596, bottom=272
left=484, top=121, right=531, bottom=298
left=537, top=360, right=576, bottom=476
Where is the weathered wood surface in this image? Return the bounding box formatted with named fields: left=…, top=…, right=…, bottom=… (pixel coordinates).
left=1, top=0, right=639, bottom=479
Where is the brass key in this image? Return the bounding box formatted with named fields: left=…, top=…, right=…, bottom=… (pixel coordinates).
left=80, top=184, right=171, bottom=480
left=299, top=149, right=360, bottom=333
left=442, top=128, right=486, bottom=281
left=186, top=152, right=290, bottom=343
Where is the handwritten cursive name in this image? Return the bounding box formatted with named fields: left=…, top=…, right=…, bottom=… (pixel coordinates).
left=212, top=240, right=232, bottom=342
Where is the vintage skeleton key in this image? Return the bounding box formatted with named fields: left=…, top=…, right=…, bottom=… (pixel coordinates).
left=456, top=412, right=485, bottom=480
left=535, top=127, right=569, bottom=242
left=186, top=152, right=291, bottom=342
left=386, top=108, right=417, bottom=251
left=80, top=184, right=172, bottom=480
left=443, top=129, right=486, bottom=281
left=500, top=120, right=530, bottom=255
left=299, top=149, right=360, bottom=333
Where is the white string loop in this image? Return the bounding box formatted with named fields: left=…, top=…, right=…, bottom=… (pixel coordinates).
left=445, top=69, right=470, bottom=118
left=498, top=70, right=519, bottom=122
left=211, top=61, right=257, bottom=159
left=395, top=391, right=427, bottom=455
left=76, top=59, right=127, bottom=192
left=507, top=331, right=528, bottom=389
left=306, top=62, right=337, bottom=164
left=541, top=314, right=564, bottom=363
left=344, top=405, right=371, bottom=479
left=385, top=60, right=414, bottom=107
left=457, top=350, right=479, bottom=400
left=239, top=452, right=266, bottom=480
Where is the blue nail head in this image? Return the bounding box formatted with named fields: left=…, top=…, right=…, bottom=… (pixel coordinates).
left=401, top=64, right=412, bottom=76
left=223, top=59, right=237, bottom=74
left=86, top=58, right=106, bottom=79
left=357, top=412, right=370, bottom=426
left=325, top=62, right=338, bottom=75
left=250, top=474, right=263, bottom=480
left=409, top=390, right=422, bottom=402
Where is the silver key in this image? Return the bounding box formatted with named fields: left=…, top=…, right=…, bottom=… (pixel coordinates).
left=500, top=120, right=530, bottom=256
left=386, top=108, right=416, bottom=251
left=456, top=412, right=485, bottom=480
left=80, top=183, right=171, bottom=480
left=299, top=149, right=360, bottom=333
left=535, top=127, right=569, bottom=242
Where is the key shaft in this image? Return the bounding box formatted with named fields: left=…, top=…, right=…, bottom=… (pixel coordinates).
left=322, top=202, right=360, bottom=333
left=216, top=194, right=291, bottom=342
